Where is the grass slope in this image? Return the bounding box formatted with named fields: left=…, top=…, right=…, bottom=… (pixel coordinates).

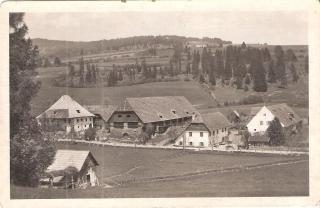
left=11, top=142, right=308, bottom=198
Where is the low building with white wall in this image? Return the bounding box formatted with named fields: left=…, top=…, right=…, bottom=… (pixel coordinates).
left=246, top=103, right=302, bottom=136
left=175, top=112, right=232, bottom=147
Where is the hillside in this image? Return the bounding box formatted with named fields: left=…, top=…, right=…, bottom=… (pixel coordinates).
left=32, top=36, right=232, bottom=59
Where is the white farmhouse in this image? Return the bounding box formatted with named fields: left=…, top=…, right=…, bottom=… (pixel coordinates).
left=246, top=103, right=302, bottom=136
left=36, top=95, right=95, bottom=133
left=175, top=112, right=231, bottom=147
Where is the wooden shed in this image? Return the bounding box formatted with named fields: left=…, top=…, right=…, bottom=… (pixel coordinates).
left=40, top=149, right=99, bottom=189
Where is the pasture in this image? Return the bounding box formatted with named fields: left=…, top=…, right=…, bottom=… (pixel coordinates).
left=11, top=142, right=308, bottom=198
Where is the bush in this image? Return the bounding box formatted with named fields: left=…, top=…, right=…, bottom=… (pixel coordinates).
left=244, top=85, right=249, bottom=92
left=84, top=127, right=96, bottom=140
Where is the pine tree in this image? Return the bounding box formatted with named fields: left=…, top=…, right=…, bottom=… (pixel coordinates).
left=267, top=117, right=285, bottom=146
left=10, top=13, right=56, bottom=186
left=215, top=50, right=224, bottom=78
left=85, top=63, right=92, bottom=84
left=250, top=48, right=267, bottom=92
left=244, top=74, right=251, bottom=85
left=267, top=60, right=276, bottom=83
left=263, top=48, right=271, bottom=61
left=274, top=45, right=287, bottom=87
left=241, top=41, right=247, bottom=49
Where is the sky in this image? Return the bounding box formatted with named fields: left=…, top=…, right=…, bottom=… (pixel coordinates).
left=24, top=11, right=308, bottom=45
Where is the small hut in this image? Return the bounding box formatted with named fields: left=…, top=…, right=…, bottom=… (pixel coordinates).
left=40, top=150, right=99, bottom=189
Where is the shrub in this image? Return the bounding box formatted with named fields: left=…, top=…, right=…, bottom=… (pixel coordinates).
left=84, top=127, right=96, bottom=140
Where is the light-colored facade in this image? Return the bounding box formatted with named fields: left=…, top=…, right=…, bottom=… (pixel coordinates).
left=36, top=95, right=95, bottom=133
left=175, top=130, right=210, bottom=147
left=247, top=106, right=275, bottom=136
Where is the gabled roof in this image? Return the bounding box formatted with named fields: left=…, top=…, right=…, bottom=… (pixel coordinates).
left=201, top=112, right=232, bottom=131
left=266, top=103, right=302, bottom=127
left=125, top=96, right=200, bottom=123
left=37, top=95, right=95, bottom=119
left=47, top=150, right=98, bottom=173
left=84, top=105, right=118, bottom=121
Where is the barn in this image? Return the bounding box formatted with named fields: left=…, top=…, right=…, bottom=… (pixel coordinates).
left=110, top=96, right=201, bottom=134
left=246, top=103, right=302, bottom=136
left=40, top=150, right=99, bottom=189
left=36, top=95, right=95, bottom=133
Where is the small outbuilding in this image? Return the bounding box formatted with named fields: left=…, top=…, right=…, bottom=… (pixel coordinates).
left=40, top=150, right=99, bottom=189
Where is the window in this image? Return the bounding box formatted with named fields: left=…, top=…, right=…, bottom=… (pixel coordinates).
left=260, top=121, right=264, bottom=125
left=78, top=126, right=80, bottom=129
left=200, top=132, right=203, bottom=137
left=76, top=110, right=80, bottom=113
left=118, top=114, right=122, bottom=118
left=85, top=125, right=86, bottom=127
left=85, top=118, right=87, bottom=121
left=172, top=110, right=176, bottom=114
left=254, top=129, right=256, bottom=131
left=54, top=111, right=57, bottom=115
left=200, top=142, right=204, bottom=146
left=126, top=115, right=131, bottom=118
left=212, top=130, right=215, bottom=135
left=185, top=111, right=189, bottom=114
left=189, top=132, right=192, bottom=137
left=189, top=142, right=193, bottom=146
left=77, top=119, right=79, bottom=122
left=179, top=141, right=183, bottom=145
left=114, top=122, right=124, bottom=129
left=128, top=122, right=138, bottom=128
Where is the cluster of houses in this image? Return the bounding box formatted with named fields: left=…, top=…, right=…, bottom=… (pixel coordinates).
left=37, top=94, right=302, bottom=189
left=37, top=94, right=302, bottom=147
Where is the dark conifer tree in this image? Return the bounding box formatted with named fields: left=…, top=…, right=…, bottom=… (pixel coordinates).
left=250, top=48, right=267, bottom=92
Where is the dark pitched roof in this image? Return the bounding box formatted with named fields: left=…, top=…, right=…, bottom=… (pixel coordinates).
left=267, top=103, right=302, bottom=127
left=84, top=105, right=118, bottom=121
left=125, top=96, right=201, bottom=123
left=201, top=112, right=232, bottom=131
left=186, top=123, right=209, bottom=132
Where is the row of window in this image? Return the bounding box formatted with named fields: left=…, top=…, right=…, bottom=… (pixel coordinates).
left=118, top=114, right=132, bottom=118
left=76, top=118, right=92, bottom=122
left=189, top=132, right=204, bottom=137
left=179, top=141, right=204, bottom=146
left=188, top=128, right=227, bottom=137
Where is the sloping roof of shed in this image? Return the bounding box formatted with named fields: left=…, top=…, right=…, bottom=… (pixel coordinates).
left=125, top=96, right=201, bottom=123
left=84, top=105, right=118, bottom=121
left=201, top=112, right=232, bottom=131
left=37, top=95, right=95, bottom=119
left=267, top=103, right=302, bottom=127
left=46, top=150, right=98, bottom=173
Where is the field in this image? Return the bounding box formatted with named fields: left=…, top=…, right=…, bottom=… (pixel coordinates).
left=11, top=142, right=308, bottom=198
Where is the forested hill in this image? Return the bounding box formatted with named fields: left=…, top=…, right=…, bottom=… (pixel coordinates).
left=32, top=36, right=232, bottom=58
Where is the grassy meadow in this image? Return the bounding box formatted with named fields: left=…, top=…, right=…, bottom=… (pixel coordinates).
left=11, top=142, right=308, bottom=198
